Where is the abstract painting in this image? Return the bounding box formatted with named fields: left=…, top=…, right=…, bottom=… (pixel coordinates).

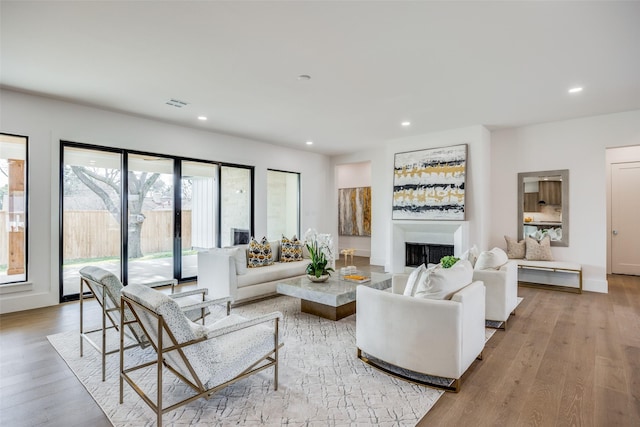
left=338, top=187, right=371, bottom=236
left=392, top=144, right=467, bottom=220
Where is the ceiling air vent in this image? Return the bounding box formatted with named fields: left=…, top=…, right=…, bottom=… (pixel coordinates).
left=165, top=99, right=189, bottom=108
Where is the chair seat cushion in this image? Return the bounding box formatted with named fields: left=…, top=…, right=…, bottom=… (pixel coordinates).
left=203, top=314, right=280, bottom=387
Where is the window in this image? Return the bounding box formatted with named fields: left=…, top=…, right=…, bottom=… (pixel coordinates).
left=181, top=160, right=218, bottom=278
left=267, top=169, right=300, bottom=240
left=0, top=133, right=28, bottom=284
left=61, top=141, right=254, bottom=300
left=62, top=145, right=122, bottom=296
left=126, top=154, right=175, bottom=285
left=220, top=166, right=253, bottom=246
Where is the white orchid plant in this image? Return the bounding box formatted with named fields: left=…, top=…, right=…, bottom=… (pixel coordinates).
left=303, top=228, right=335, bottom=278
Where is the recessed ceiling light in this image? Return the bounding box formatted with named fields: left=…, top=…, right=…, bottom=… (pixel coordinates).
left=298, top=74, right=311, bottom=81
left=197, top=116, right=207, bottom=121
left=306, top=141, right=313, bottom=145
left=568, top=87, right=583, bottom=94
left=401, top=121, right=411, bottom=127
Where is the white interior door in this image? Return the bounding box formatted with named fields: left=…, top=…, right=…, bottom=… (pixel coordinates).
left=611, top=162, right=640, bottom=275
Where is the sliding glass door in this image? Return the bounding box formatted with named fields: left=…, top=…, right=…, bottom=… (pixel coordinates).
left=181, top=161, right=218, bottom=278
left=61, top=143, right=254, bottom=300
left=126, top=154, right=175, bottom=285
left=62, top=146, right=122, bottom=297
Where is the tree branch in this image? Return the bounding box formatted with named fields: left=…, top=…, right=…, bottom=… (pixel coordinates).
left=70, top=166, right=120, bottom=222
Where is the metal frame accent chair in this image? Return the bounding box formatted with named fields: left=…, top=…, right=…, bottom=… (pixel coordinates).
left=119, top=283, right=283, bottom=427
left=79, top=266, right=216, bottom=381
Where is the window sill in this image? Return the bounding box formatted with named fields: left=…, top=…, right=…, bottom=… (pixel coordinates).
left=0, top=281, right=33, bottom=294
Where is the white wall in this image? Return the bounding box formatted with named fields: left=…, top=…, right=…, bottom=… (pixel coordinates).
left=335, top=161, right=371, bottom=257
left=491, top=109, right=640, bottom=293
left=331, top=111, right=640, bottom=293
left=0, top=89, right=331, bottom=313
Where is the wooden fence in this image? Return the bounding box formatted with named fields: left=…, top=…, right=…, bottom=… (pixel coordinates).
left=61, top=210, right=192, bottom=261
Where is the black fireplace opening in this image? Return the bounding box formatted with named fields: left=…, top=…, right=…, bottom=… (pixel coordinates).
left=405, top=242, right=454, bottom=267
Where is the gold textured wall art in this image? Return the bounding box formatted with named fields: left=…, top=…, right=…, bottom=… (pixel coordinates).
left=392, top=144, right=467, bottom=220
left=338, top=187, right=371, bottom=236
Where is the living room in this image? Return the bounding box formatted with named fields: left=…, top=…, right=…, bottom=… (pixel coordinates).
left=1, top=1, right=639, bottom=426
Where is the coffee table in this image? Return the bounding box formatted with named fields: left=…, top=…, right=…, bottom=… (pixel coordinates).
left=276, top=272, right=392, bottom=321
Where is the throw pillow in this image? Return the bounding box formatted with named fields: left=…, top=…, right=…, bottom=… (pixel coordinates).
left=269, top=240, right=280, bottom=263
left=402, top=264, right=427, bottom=297
left=281, top=235, right=303, bottom=262
left=504, top=235, right=526, bottom=259
left=414, top=260, right=473, bottom=300
left=474, top=247, right=509, bottom=270
left=214, top=246, right=248, bottom=275
left=247, top=237, right=274, bottom=268
left=460, top=244, right=480, bottom=267
left=525, top=235, right=553, bottom=261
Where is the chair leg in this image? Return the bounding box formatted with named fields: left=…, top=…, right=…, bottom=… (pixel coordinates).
left=101, top=291, right=107, bottom=382
left=274, top=318, right=279, bottom=391
left=80, top=280, right=84, bottom=358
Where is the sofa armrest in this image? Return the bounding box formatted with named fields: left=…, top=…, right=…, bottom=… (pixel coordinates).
left=357, top=285, right=468, bottom=379
left=197, top=251, right=238, bottom=301
left=451, top=280, right=486, bottom=372
left=472, top=261, right=518, bottom=322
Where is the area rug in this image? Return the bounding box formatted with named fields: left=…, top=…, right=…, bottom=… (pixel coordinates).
left=48, top=295, right=497, bottom=426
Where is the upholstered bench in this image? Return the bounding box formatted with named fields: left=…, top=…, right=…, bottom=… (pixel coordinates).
left=515, top=260, right=582, bottom=293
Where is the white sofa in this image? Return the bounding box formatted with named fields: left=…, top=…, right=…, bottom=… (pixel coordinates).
left=472, top=260, right=519, bottom=327
left=197, top=240, right=309, bottom=303
left=356, top=274, right=486, bottom=392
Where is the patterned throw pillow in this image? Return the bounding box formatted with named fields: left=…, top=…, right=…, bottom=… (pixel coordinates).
left=525, top=235, right=553, bottom=261
left=281, top=235, right=303, bottom=262
left=247, top=237, right=274, bottom=268
left=504, top=235, right=526, bottom=259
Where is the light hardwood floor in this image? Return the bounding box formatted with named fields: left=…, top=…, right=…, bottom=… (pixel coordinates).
left=1, top=270, right=638, bottom=426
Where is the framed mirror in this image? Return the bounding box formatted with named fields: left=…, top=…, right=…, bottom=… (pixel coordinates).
left=517, top=169, right=569, bottom=247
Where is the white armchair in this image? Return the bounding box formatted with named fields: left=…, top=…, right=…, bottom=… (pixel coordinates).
left=472, top=260, right=518, bottom=328
left=356, top=274, right=485, bottom=392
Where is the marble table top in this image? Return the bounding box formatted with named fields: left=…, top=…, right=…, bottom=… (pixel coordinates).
left=276, top=272, right=392, bottom=307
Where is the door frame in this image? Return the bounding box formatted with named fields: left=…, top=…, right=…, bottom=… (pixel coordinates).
left=606, top=145, right=640, bottom=274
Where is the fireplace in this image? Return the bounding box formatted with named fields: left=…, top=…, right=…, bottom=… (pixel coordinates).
left=405, top=242, right=454, bottom=267
left=390, top=220, right=469, bottom=273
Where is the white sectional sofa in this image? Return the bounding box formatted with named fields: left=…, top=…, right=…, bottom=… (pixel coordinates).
left=197, top=240, right=309, bottom=303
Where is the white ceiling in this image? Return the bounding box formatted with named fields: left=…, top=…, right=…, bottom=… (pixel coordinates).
left=1, top=1, right=639, bottom=156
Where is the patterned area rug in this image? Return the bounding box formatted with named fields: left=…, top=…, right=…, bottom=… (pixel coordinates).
left=48, top=295, right=497, bottom=426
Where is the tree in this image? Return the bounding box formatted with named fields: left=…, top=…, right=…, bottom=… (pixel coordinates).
left=70, top=166, right=160, bottom=258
